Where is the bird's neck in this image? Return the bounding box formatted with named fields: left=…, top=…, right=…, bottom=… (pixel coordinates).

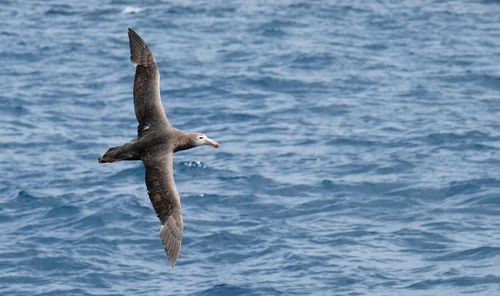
left=173, top=133, right=195, bottom=153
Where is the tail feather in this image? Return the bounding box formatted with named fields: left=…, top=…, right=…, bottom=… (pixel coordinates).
left=98, top=147, right=118, bottom=163
left=128, top=28, right=156, bottom=67
left=98, top=140, right=141, bottom=163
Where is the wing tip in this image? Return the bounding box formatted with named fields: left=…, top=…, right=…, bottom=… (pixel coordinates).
left=160, top=217, right=183, bottom=268
left=164, top=243, right=180, bottom=268
left=167, top=250, right=177, bottom=267
left=128, top=27, right=140, bottom=41
left=128, top=27, right=153, bottom=67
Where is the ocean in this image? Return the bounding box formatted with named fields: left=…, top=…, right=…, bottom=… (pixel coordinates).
left=1, top=0, right=499, bottom=295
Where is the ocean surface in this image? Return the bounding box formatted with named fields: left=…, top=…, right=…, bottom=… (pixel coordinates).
left=1, top=0, right=500, bottom=295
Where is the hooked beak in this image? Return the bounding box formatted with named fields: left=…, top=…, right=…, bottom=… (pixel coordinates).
left=205, top=138, right=219, bottom=148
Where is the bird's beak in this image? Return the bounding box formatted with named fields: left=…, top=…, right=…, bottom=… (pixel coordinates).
left=205, top=138, right=219, bottom=148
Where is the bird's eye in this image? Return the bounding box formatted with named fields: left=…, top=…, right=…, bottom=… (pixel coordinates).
left=199, top=136, right=203, bottom=139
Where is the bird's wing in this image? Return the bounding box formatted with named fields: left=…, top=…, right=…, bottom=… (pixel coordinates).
left=143, top=148, right=183, bottom=267
left=128, top=28, right=169, bottom=133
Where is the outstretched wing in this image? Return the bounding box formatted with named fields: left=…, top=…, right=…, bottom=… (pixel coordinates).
left=128, top=28, right=169, bottom=133
left=143, top=148, right=183, bottom=267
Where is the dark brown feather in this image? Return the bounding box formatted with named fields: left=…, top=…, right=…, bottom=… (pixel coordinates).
left=128, top=28, right=169, bottom=132
left=143, top=147, right=183, bottom=267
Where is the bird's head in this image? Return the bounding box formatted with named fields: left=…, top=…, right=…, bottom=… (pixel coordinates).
left=191, top=133, right=219, bottom=148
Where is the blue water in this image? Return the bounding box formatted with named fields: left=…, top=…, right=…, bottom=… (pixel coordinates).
left=1, top=0, right=500, bottom=295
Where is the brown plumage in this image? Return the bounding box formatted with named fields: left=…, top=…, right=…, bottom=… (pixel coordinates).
left=99, top=28, right=219, bottom=267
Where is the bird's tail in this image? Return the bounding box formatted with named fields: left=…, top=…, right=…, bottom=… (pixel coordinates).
left=98, top=147, right=119, bottom=163
left=128, top=28, right=156, bottom=67
left=98, top=140, right=140, bottom=163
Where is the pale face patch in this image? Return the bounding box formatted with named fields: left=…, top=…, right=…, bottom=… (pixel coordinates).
left=194, top=134, right=207, bottom=146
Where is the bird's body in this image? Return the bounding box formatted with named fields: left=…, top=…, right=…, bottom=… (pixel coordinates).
left=99, top=28, right=219, bottom=267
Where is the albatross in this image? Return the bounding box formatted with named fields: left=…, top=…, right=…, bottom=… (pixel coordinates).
left=99, top=28, right=219, bottom=267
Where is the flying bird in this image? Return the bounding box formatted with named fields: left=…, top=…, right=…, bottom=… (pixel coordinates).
left=99, top=28, right=219, bottom=267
